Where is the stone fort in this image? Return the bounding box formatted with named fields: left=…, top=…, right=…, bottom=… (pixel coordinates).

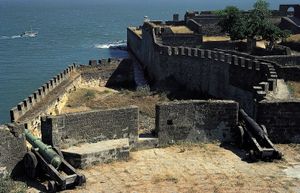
left=1, top=4, right=300, bottom=191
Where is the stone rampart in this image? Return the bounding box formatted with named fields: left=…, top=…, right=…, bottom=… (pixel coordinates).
left=0, top=124, right=26, bottom=178
left=41, top=106, right=139, bottom=149
left=10, top=64, right=77, bottom=123
left=127, top=22, right=278, bottom=115
left=161, top=34, right=202, bottom=47
left=256, top=100, right=300, bottom=143
left=259, top=55, right=300, bottom=66
left=156, top=100, right=238, bottom=145
left=127, top=27, right=142, bottom=57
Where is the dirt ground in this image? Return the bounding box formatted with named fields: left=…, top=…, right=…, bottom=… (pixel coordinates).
left=27, top=143, right=300, bottom=193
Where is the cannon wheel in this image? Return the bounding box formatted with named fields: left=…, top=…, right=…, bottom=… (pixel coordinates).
left=24, top=151, right=38, bottom=179
left=48, top=180, right=57, bottom=193
left=53, top=146, right=64, bottom=158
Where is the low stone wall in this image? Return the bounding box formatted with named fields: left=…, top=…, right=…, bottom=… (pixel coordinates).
left=0, top=124, right=26, bottom=178
left=256, top=100, right=300, bottom=143
left=156, top=100, right=238, bottom=146
left=41, top=106, right=139, bottom=149
left=259, top=55, right=300, bottom=66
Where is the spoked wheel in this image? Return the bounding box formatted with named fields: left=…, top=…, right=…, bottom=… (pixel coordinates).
left=24, top=151, right=38, bottom=179
left=48, top=180, right=57, bottom=193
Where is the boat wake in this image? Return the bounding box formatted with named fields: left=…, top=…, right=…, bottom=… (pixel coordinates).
left=0, top=33, right=37, bottom=40
left=0, top=35, right=22, bottom=40
left=94, top=40, right=127, bottom=49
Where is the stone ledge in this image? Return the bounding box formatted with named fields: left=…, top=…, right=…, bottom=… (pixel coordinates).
left=62, top=138, right=130, bottom=169
left=132, top=137, right=159, bottom=151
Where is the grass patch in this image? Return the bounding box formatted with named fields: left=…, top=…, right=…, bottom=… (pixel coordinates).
left=287, top=81, right=300, bottom=98
left=84, top=90, right=96, bottom=100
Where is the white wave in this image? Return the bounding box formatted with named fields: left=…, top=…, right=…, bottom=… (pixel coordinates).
left=11, top=35, right=21, bottom=39
left=94, top=40, right=127, bottom=49
left=0, top=35, right=23, bottom=40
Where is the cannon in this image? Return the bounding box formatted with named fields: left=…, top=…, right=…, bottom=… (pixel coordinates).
left=24, top=129, right=86, bottom=192
left=237, top=109, right=282, bottom=161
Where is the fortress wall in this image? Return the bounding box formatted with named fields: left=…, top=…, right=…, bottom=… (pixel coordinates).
left=23, top=74, right=81, bottom=134
left=279, top=17, right=300, bottom=34
left=277, top=66, right=300, bottom=81
left=187, top=16, right=223, bottom=36
left=10, top=64, right=77, bottom=123
left=80, top=58, right=129, bottom=87
left=259, top=55, right=300, bottom=66
left=161, top=34, right=202, bottom=47
left=186, top=19, right=202, bottom=34
left=41, top=106, right=139, bottom=149
left=0, top=124, right=26, bottom=178
left=257, top=56, right=300, bottom=81
left=156, top=100, right=238, bottom=145
left=127, top=27, right=142, bottom=57
left=127, top=22, right=276, bottom=115
left=256, top=100, right=300, bottom=143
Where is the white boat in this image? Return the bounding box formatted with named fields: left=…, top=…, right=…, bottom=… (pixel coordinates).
left=20, top=28, right=38, bottom=37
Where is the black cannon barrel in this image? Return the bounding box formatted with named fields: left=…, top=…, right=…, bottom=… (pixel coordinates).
left=239, top=109, right=265, bottom=139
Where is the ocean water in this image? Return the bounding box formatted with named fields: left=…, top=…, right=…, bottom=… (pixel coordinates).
left=0, top=0, right=298, bottom=124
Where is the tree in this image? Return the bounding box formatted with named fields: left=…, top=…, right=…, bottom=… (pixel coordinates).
left=218, top=0, right=290, bottom=51
left=218, top=6, right=246, bottom=40
left=261, top=21, right=290, bottom=50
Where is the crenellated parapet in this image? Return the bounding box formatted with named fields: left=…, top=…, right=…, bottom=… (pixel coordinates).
left=10, top=63, right=77, bottom=123
left=155, top=38, right=279, bottom=102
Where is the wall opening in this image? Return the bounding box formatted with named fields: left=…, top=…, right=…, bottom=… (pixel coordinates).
left=287, top=7, right=295, bottom=17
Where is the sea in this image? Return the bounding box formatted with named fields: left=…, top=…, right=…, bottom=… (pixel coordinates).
left=0, top=0, right=298, bottom=124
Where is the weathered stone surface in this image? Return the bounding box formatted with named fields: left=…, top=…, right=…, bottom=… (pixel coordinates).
left=156, top=100, right=238, bottom=146
left=62, top=138, right=130, bottom=169
left=41, top=106, right=139, bottom=149
left=257, top=100, right=300, bottom=143
left=0, top=124, right=26, bottom=178
left=132, top=137, right=159, bottom=151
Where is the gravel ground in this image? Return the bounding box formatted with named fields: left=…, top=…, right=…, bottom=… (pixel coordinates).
left=27, top=144, right=300, bottom=193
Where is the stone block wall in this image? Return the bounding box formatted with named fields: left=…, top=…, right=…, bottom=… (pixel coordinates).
left=127, top=21, right=279, bottom=116
left=256, top=100, right=300, bottom=143
left=127, top=27, right=142, bottom=57
left=161, top=34, right=202, bottom=47
left=0, top=124, right=26, bottom=178
left=259, top=55, right=300, bottom=66
left=41, top=106, right=139, bottom=149
left=156, top=100, right=238, bottom=145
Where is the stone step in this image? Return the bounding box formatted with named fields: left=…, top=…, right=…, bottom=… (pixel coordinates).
left=133, top=137, right=159, bottom=151
left=62, top=138, right=130, bottom=169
